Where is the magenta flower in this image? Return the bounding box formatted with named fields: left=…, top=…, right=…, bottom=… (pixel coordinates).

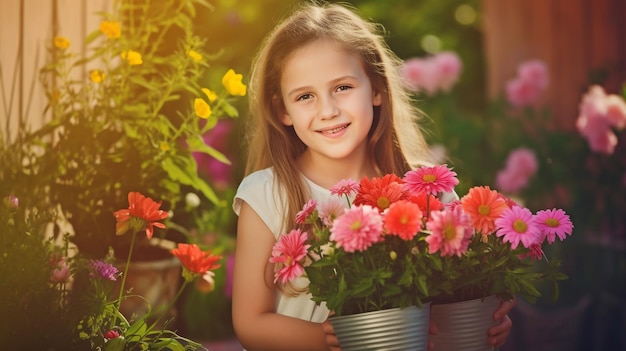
left=575, top=85, right=625, bottom=155
left=403, top=164, right=459, bottom=196
left=433, top=51, right=463, bottom=93
left=330, top=205, right=383, bottom=253
left=295, top=199, right=317, bottom=224
left=400, top=52, right=462, bottom=96
left=425, top=206, right=473, bottom=257
left=535, top=208, right=574, bottom=244
left=496, top=147, right=538, bottom=194
left=495, top=206, right=542, bottom=249
left=105, top=329, right=120, bottom=339
left=90, top=260, right=120, bottom=281
left=330, top=179, right=359, bottom=197
left=269, top=229, right=310, bottom=284
left=505, top=59, right=548, bottom=108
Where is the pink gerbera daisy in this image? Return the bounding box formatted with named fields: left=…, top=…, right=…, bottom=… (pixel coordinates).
left=495, top=206, right=542, bottom=249
left=535, top=208, right=574, bottom=244
left=295, top=199, right=317, bottom=224
left=330, top=179, right=360, bottom=197
left=269, top=229, right=310, bottom=283
left=330, top=205, right=384, bottom=252
left=425, top=206, right=473, bottom=257
left=403, top=164, right=459, bottom=196
left=318, top=197, right=347, bottom=226
left=383, top=200, right=422, bottom=240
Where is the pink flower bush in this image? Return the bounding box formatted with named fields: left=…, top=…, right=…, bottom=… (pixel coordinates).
left=496, top=147, right=539, bottom=193
left=401, top=51, right=463, bottom=96
left=576, top=85, right=626, bottom=154
left=505, top=59, right=549, bottom=108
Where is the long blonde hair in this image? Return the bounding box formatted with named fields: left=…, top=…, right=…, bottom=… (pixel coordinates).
left=244, top=1, right=432, bottom=233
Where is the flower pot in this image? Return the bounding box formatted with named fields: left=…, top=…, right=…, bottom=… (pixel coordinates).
left=430, top=295, right=501, bottom=351
left=330, top=304, right=431, bottom=351
left=114, top=256, right=182, bottom=326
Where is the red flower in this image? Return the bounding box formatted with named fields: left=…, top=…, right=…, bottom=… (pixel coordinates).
left=105, top=329, right=120, bottom=339
left=353, top=174, right=407, bottom=211
left=384, top=200, right=422, bottom=240
left=171, top=244, right=222, bottom=278
left=408, top=193, right=443, bottom=216
left=113, top=192, right=168, bottom=238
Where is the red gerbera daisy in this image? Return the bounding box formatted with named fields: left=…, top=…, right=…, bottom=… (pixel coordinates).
left=384, top=200, right=423, bottom=240
left=460, top=186, right=509, bottom=235
left=408, top=193, right=443, bottom=219
left=171, top=243, right=222, bottom=282
left=113, top=192, right=169, bottom=238
left=353, top=174, right=408, bottom=211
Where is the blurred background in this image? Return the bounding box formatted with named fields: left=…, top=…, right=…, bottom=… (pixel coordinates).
left=1, top=0, right=624, bottom=350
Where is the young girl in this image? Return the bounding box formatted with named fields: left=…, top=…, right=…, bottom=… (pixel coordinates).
left=232, top=2, right=514, bottom=350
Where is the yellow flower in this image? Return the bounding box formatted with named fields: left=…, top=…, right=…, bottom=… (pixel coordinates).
left=121, top=50, right=143, bottom=65
left=54, top=36, right=70, bottom=50
left=221, top=69, right=246, bottom=96
left=194, top=98, right=212, bottom=118
left=100, top=21, right=121, bottom=39
left=201, top=88, right=217, bottom=102
left=188, top=50, right=202, bottom=62
left=89, top=70, right=105, bottom=83
left=159, top=142, right=170, bottom=152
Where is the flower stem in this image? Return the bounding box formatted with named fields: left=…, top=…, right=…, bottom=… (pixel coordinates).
left=114, top=229, right=137, bottom=328
left=146, top=280, right=190, bottom=333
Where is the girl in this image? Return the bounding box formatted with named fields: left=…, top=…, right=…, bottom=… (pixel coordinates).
left=232, top=2, right=514, bottom=350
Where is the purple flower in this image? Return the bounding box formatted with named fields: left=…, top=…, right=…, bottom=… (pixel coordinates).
left=90, top=260, right=120, bottom=281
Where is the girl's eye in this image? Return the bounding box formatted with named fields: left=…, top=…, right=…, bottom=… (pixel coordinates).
left=336, top=85, right=352, bottom=92
left=296, top=93, right=313, bottom=101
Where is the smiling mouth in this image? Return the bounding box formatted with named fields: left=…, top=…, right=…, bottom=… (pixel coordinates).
left=318, top=123, right=350, bottom=134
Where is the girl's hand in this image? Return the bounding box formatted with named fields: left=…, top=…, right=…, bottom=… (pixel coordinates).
left=321, top=318, right=341, bottom=351
left=487, top=297, right=516, bottom=347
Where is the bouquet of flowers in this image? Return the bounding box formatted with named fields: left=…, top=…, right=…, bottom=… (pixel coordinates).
left=270, top=165, right=574, bottom=316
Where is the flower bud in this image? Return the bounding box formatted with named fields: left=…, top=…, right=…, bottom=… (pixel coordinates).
left=105, top=329, right=120, bottom=339
left=389, top=251, right=397, bottom=260
left=185, top=192, right=201, bottom=209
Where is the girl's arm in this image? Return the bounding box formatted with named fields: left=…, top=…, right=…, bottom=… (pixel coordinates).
left=233, top=201, right=332, bottom=351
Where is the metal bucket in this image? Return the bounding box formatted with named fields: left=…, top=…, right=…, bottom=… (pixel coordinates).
left=330, top=304, right=431, bottom=351
left=430, top=295, right=501, bottom=351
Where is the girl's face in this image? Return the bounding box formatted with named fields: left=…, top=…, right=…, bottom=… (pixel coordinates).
left=279, top=39, right=381, bottom=165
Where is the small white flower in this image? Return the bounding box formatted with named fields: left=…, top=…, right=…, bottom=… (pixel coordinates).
left=185, top=192, right=201, bottom=208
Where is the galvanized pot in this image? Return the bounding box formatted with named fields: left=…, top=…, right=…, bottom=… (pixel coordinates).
left=330, top=304, right=431, bottom=351
left=430, top=295, right=501, bottom=351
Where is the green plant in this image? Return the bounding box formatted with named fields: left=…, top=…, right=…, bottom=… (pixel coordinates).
left=0, top=0, right=244, bottom=260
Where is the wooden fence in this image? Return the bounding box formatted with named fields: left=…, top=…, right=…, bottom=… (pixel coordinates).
left=482, top=0, right=626, bottom=128
left=0, top=0, right=112, bottom=144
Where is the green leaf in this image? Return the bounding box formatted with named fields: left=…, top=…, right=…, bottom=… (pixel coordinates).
left=161, top=155, right=219, bottom=204
left=186, top=135, right=231, bottom=165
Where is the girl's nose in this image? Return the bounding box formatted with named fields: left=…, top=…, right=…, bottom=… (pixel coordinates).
left=318, top=95, right=339, bottom=120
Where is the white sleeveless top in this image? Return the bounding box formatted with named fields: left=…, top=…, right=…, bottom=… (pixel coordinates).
left=233, top=167, right=332, bottom=323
